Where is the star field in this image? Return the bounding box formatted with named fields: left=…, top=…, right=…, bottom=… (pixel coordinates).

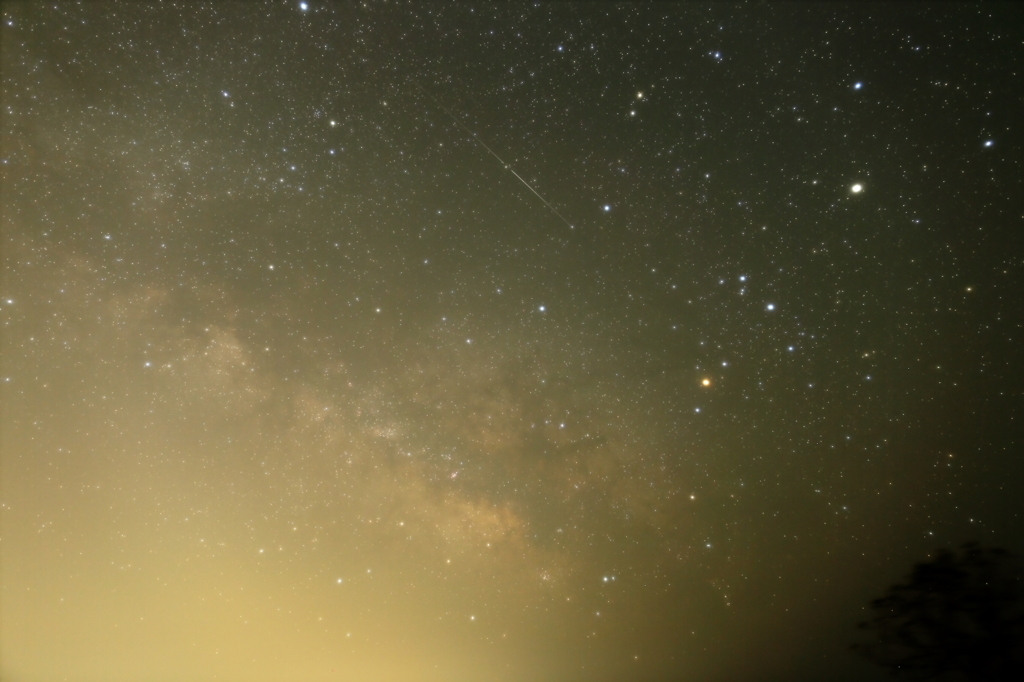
left=2, top=3, right=1023, bottom=681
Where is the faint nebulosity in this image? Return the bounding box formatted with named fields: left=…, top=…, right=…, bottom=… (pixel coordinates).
left=1, top=2, right=1022, bottom=681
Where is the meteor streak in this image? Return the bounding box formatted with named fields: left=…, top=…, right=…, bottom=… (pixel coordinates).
left=418, top=86, right=574, bottom=229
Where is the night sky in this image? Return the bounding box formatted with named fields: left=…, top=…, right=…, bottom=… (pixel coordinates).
left=2, top=2, right=1023, bottom=681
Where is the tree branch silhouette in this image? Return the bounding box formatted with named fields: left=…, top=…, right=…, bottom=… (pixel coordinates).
left=853, top=543, right=1024, bottom=681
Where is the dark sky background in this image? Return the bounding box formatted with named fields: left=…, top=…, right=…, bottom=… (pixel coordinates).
left=2, top=2, right=1023, bottom=681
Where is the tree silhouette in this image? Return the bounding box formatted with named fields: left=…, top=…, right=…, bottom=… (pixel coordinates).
left=853, top=543, right=1024, bottom=681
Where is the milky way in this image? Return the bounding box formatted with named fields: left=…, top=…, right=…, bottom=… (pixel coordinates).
left=2, top=3, right=1022, bottom=681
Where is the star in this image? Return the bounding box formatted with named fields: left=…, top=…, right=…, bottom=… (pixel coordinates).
left=6, top=6, right=1011, bottom=681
